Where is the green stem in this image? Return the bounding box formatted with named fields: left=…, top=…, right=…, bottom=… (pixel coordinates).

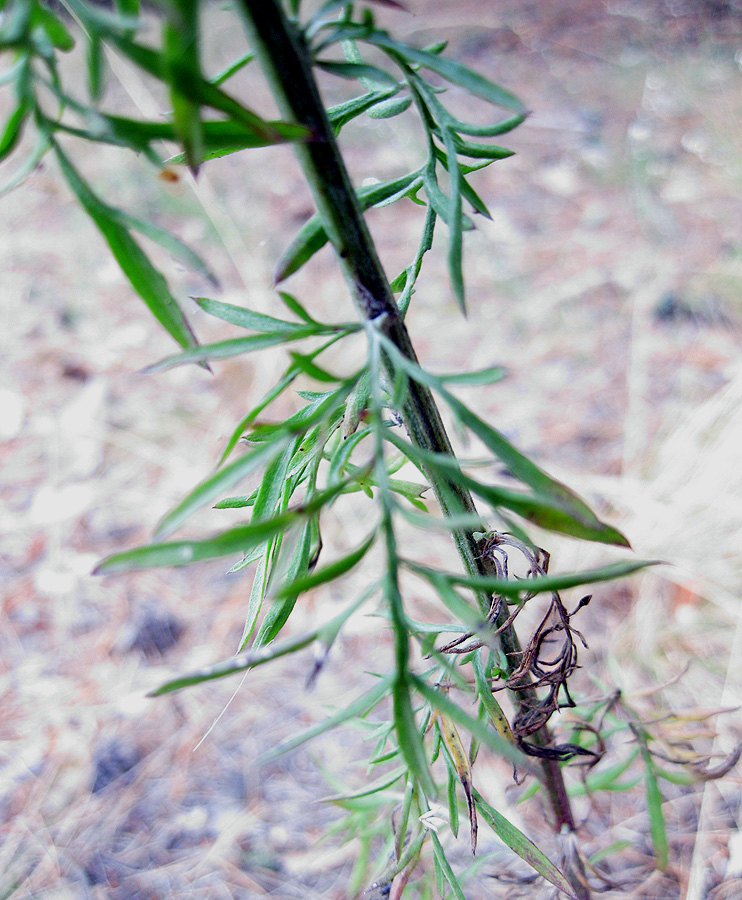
left=238, top=0, right=580, bottom=844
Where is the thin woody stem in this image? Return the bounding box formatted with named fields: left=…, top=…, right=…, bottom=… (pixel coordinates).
left=237, top=0, right=582, bottom=849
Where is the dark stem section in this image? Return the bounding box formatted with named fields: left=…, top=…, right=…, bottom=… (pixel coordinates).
left=238, top=0, right=583, bottom=852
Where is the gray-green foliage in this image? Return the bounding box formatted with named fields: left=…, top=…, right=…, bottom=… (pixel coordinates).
left=2, top=0, right=660, bottom=894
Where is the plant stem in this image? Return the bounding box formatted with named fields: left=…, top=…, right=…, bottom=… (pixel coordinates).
left=238, top=0, right=582, bottom=850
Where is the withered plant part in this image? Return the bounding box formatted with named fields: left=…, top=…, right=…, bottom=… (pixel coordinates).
left=438, top=531, right=602, bottom=762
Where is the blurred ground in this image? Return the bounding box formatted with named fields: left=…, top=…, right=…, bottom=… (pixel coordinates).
left=2, top=0, right=742, bottom=898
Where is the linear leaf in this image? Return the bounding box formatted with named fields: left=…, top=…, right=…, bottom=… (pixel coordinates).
left=143, top=329, right=322, bottom=373
left=441, top=388, right=631, bottom=547
left=435, top=365, right=507, bottom=386
left=327, top=84, right=400, bottom=131
left=408, top=559, right=659, bottom=600
left=96, top=477, right=356, bottom=575
left=210, top=50, right=255, bottom=86
left=105, top=32, right=308, bottom=143
left=450, top=132, right=514, bottom=160
left=54, top=144, right=198, bottom=353
left=360, top=30, right=526, bottom=112
left=36, top=6, right=76, bottom=51
left=150, top=592, right=368, bottom=695
left=254, top=519, right=314, bottom=647
left=411, top=75, right=526, bottom=137
left=320, top=764, right=407, bottom=802
left=377, top=336, right=631, bottom=548
left=288, top=351, right=344, bottom=383
left=473, top=791, right=576, bottom=896
left=394, top=676, right=436, bottom=797
left=257, top=675, right=394, bottom=764
left=316, top=58, right=398, bottom=87
left=0, top=103, right=27, bottom=161
left=368, top=94, right=412, bottom=120
left=273, top=531, right=376, bottom=598
left=193, top=295, right=326, bottom=333
left=214, top=492, right=256, bottom=509
left=430, top=834, right=467, bottom=900
left=94, top=514, right=296, bottom=575
left=103, top=208, right=218, bottom=286
left=273, top=170, right=422, bottom=282
left=443, top=128, right=465, bottom=313
left=155, top=438, right=290, bottom=539
left=644, top=756, right=669, bottom=870
left=0, top=131, right=50, bottom=197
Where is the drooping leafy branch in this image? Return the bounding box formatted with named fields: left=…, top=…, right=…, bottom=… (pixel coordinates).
left=1, top=0, right=669, bottom=896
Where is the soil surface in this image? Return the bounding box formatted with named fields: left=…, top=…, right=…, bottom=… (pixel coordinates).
left=2, top=1, right=742, bottom=898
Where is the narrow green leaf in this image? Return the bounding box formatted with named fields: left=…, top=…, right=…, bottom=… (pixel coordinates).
left=327, top=84, right=400, bottom=131
left=214, top=490, right=257, bottom=510
left=445, top=758, right=460, bottom=838
left=273, top=170, right=422, bottom=282
left=393, top=676, right=436, bottom=797
left=239, top=550, right=270, bottom=647
left=193, top=296, right=321, bottom=333
left=227, top=545, right=264, bottom=574
left=257, top=675, right=394, bottom=764
left=473, top=790, right=576, bottom=896
left=451, top=132, right=514, bottom=161
left=411, top=75, right=526, bottom=136
left=443, top=128, right=465, bottom=313
left=363, top=31, right=526, bottom=112
left=252, top=438, right=302, bottom=525
left=35, top=6, right=75, bottom=51
left=210, top=50, right=255, bottom=86
left=643, top=756, right=669, bottom=871
left=441, top=388, right=630, bottom=546
left=0, top=131, right=50, bottom=197
left=94, top=514, right=295, bottom=575
left=273, top=531, right=376, bottom=598
left=377, top=336, right=631, bottom=548
left=254, top=519, right=313, bottom=647
left=150, top=615, right=317, bottom=694
left=368, top=94, right=412, bottom=119
left=150, top=592, right=368, bottom=695
left=430, top=833, right=467, bottom=900
left=0, top=103, right=26, bottom=162
left=420, top=165, right=475, bottom=232
left=100, top=208, right=217, bottom=286
left=54, top=144, right=198, bottom=353
left=249, top=384, right=353, bottom=445
left=408, top=558, right=659, bottom=600
left=86, top=33, right=104, bottom=100
left=277, top=291, right=319, bottom=323
left=143, top=330, right=321, bottom=373
left=316, top=58, right=398, bottom=87
left=436, top=365, right=507, bottom=386
left=575, top=750, right=639, bottom=794
left=96, top=476, right=357, bottom=575
left=432, top=144, right=493, bottom=216
left=321, top=765, right=407, bottom=803
left=155, top=437, right=290, bottom=539
left=288, top=351, right=344, bottom=383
